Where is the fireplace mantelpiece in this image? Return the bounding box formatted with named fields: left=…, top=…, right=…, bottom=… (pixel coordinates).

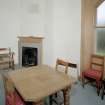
left=18, top=36, right=43, bottom=67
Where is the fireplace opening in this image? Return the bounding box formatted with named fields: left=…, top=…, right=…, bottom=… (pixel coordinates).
left=22, top=47, right=38, bottom=67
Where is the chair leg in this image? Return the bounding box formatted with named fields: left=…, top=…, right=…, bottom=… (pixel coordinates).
left=82, top=77, right=85, bottom=88
left=12, top=61, right=15, bottom=70
left=55, top=93, right=57, bottom=98
left=97, top=81, right=101, bottom=96
left=101, top=84, right=104, bottom=100
left=49, top=95, right=53, bottom=105
left=9, top=61, right=11, bottom=68
left=97, top=89, right=100, bottom=96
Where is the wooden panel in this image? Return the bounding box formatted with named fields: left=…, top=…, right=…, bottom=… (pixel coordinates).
left=81, top=0, right=96, bottom=71
left=81, top=0, right=105, bottom=76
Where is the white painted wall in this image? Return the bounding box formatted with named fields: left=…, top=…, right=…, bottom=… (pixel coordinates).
left=52, top=0, right=81, bottom=77
left=20, top=0, right=54, bottom=65
left=0, top=0, right=54, bottom=65
left=0, top=0, right=21, bottom=63
left=0, top=0, right=81, bottom=77
left=20, top=0, right=46, bottom=35
left=43, top=0, right=54, bottom=65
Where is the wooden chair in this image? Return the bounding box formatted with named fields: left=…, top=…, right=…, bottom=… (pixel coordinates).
left=101, top=79, right=105, bottom=100
left=82, top=54, right=104, bottom=95
left=55, top=59, right=69, bottom=74
left=50, top=59, right=77, bottom=105
left=3, top=74, right=26, bottom=105
left=0, top=48, right=14, bottom=69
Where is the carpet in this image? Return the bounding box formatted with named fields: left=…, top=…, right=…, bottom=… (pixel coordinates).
left=44, top=82, right=105, bottom=105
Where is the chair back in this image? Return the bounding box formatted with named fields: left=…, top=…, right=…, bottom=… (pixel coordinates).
left=3, top=75, right=14, bottom=94
left=3, top=75, right=25, bottom=105
left=90, top=54, right=104, bottom=74
left=56, top=59, right=69, bottom=74
left=2, top=74, right=15, bottom=105
left=0, top=74, right=5, bottom=105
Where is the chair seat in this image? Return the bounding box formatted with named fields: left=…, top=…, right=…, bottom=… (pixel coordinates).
left=6, top=91, right=25, bottom=105
left=82, top=69, right=102, bottom=81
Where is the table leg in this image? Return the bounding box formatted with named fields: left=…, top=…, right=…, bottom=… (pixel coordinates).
left=101, top=83, right=105, bottom=100
left=33, top=100, right=43, bottom=105
left=63, top=87, right=71, bottom=105
left=49, top=95, right=53, bottom=105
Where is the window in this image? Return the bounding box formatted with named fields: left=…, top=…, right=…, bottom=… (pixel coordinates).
left=96, top=1, right=105, bottom=55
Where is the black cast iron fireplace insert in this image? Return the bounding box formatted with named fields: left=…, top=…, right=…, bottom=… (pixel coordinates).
left=22, top=47, right=38, bottom=67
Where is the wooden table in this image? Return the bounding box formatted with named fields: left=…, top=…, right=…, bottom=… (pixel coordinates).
left=8, top=65, right=71, bottom=105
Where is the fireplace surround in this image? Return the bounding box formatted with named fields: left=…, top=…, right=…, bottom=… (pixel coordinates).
left=18, top=36, right=43, bottom=67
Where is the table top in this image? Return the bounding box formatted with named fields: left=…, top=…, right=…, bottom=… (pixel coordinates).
left=8, top=65, right=71, bottom=102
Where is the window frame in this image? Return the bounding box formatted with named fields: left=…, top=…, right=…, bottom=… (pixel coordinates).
left=95, top=1, right=105, bottom=55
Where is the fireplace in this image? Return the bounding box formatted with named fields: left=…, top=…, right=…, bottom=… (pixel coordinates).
left=22, top=47, right=38, bottom=66
left=18, top=36, right=43, bottom=67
